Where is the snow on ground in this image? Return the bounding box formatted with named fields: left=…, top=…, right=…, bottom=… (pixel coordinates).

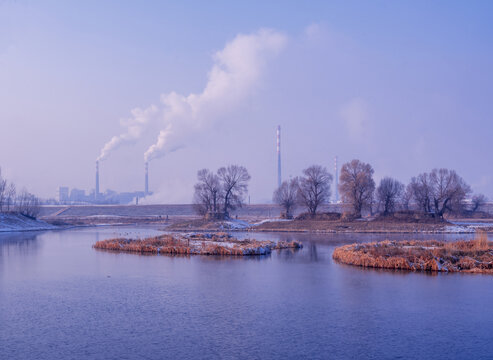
left=449, top=221, right=493, bottom=228
left=219, top=218, right=292, bottom=230
left=220, top=220, right=252, bottom=230
left=0, top=213, right=56, bottom=232
left=444, top=225, right=474, bottom=233
left=251, top=218, right=293, bottom=226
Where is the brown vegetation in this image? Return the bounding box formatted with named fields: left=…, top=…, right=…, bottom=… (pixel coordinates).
left=295, top=212, right=341, bottom=221
left=93, top=233, right=302, bottom=256
left=339, top=159, right=375, bottom=218
left=253, top=211, right=450, bottom=233
left=333, top=231, right=493, bottom=273
left=168, top=211, right=454, bottom=233
left=373, top=211, right=444, bottom=224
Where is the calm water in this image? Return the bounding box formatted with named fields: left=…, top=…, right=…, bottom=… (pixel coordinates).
left=1, top=227, right=493, bottom=360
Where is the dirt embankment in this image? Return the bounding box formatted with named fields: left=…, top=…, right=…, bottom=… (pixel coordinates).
left=253, top=218, right=449, bottom=233
left=93, top=233, right=302, bottom=256
left=333, top=232, right=493, bottom=273
left=169, top=212, right=455, bottom=233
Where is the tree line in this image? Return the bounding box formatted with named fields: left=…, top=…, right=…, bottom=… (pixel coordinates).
left=0, top=167, right=41, bottom=219
left=192, top=160, right=487, bottom=220
left=275, top=159, right=487, bottom=219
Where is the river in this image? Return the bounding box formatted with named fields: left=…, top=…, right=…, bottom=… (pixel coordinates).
left=1, top=226, right=492, bottom=359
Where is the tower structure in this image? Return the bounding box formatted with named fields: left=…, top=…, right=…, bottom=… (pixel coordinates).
left=145, top=162, right=149, bottom=195
left=95, top=161, right=100, bottom=200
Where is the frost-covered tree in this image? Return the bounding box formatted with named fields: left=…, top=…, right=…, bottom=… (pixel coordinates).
left=298, top=165, right=332, bottom=216
left=409, top=168, right=471, bottom=218
left=194, top=165, right=251, bottom=219
left=471, top=193, right=487, bottom=213
left=376, top=177, right=404, bottom=215
left=193, top=169, right=223, bottom=218
left=273, top=178, right=299, bottom=218
left=339, top=159, right=375, bottom=217
left=217, top=165, right=251, bottom=218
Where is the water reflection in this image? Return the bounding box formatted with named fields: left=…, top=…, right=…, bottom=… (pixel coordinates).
left=1, top=226, right=492, bottom=360
left=0, top=232, right=40, bottom=257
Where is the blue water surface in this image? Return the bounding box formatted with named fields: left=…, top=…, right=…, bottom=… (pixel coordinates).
left=1, top=227, right=492, bottom=360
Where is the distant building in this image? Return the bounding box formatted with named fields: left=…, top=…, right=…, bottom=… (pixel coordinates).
left=70, top=188, right=86, bottom=202
left=58, top=187, right=69, bottom=203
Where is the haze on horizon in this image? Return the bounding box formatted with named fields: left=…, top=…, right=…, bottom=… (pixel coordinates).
left=1, top=1, right=492, bottom=203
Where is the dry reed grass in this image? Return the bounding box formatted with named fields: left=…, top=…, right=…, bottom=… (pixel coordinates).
left=93, top=233, right=302, bottom=256
left=333, top=230, right=493, bottom=273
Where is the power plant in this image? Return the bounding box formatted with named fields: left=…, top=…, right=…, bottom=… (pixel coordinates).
left=277, top=125, right=281, bottom=188
left=74, top=160, right=150, bottom=205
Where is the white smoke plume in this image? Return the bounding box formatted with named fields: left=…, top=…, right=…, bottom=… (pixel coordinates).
left=144, top=28, right=287, bottom=162
left=97, top=105, right=158, bottom=161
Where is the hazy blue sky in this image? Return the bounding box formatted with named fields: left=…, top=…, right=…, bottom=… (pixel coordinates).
left=1, top=0, right=492, bottom=203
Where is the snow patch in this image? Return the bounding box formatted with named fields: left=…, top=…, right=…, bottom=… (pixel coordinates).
left=0, top=213, right=57, bottom=232
left=251, top=218, right=293, bottom=226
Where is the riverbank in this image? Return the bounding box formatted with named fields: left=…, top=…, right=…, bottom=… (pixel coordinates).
left=332, top=232, right=493, bottom=273
left=93, top=232, right=302, bottom=256
left=39, top=204, right=493, bottom=234
left=0, top=213, right=57, bottom=232
left=167, top=215, right=493, bottom=234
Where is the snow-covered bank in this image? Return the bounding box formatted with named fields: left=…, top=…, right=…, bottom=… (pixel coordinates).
left=0, top=213, right=57, bottom=232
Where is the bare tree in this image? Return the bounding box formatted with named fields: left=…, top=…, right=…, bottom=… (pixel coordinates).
left=273, top=177, right=299, bottom=218
left=408, top=173, right=432, bottom=213
left=401, top=184, right=414, bottom=211
left=471, top=193, right=487, bottom=213
left=17, top=190, right=41, bottom=219
left=339, top=159, right=375, bottom=217
left=376, top=177, right=404, bottom=215
left=0, top=168, right=6, bottom=212
left=0, top=179, right=6, bottom=213
left=298, top=165, right=332, bottom=216
left=217, top=165, right=251, bottom=218
left=429, top=168, right=471, bottom=217
left=193, top=169, right=223, bottom=218
left=409, top=169, right=471, bottom=218
left=6, top=182, right=16, bottom=212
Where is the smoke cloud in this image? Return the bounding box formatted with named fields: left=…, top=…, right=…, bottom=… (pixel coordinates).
left=97, top=105, right=158, bottom=161
left=144, top=28, right=287, bottom=162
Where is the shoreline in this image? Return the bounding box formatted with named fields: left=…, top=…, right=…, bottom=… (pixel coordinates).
left=37, top=217, right=493, bottom=234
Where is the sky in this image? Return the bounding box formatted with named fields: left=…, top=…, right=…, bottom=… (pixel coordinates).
left=1, top=0, right=492, bottom=203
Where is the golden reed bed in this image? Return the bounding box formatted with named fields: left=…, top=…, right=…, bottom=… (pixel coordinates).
left=93, top=232, right=302, bottom=256
left=333, top=231, right=493, bottom=273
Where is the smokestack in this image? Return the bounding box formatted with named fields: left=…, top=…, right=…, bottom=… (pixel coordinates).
left=277, top=125, right=281, bottom=188
left=145, top=162, right=149, bottom=195
left=95, top=161, right=100, bottom=200
left=334, top=156, right=339, bottom=203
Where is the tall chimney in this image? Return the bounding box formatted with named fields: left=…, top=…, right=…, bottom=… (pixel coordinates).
left=95, top=160, right=100, bottom=200
left=145, top=162, right=149, bottom=195
left=334, top=156, right=339, bottom=203
left=277, top=125, right=281, bottom=188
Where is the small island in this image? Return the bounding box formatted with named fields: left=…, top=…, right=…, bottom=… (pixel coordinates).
left=332, top=231, right=493, bottom=273
left=93, top=232, right=302, bottom=256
